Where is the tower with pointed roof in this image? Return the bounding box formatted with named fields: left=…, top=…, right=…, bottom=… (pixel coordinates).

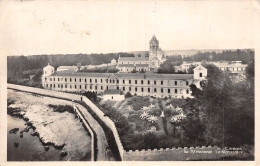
left=149, top=35, right=163, bottom=68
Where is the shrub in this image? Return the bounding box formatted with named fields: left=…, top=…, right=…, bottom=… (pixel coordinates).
left=125, top=92, right=132, bottom=98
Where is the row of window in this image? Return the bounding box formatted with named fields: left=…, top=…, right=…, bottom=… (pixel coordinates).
left=46, top=77, right=190, bottom=86
left=45, top=84, right=190, bottom=94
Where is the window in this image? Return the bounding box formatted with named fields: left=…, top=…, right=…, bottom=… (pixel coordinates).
left=79, top=79, right=81, bottom=82
left=101, top=86, right=103, bottom=90
left=95, top=79, right=97, bottom=83
left=175, top=81, right=177, bottom=86
left=101, top=79, right=103, bottom=83
left=200, top=81, right=202, bottom=86
left=90, top=85, right=92, bottom=90
left=129, top=80, right=131, bottom=84
left=154, top=80, right=156, bottom=85
left=135, top=87, right=137, bottom=91
left=106, top=79, right=108, bottom=83
left=85, top=78, right=87, bottom=82
left=186, top=81, right=189, bottom=86
left=135, top=80, right=137, bottom=84
left=129, top=87, right=131, bottom=91
left=75, top=78, right=76, bottom=82
left=107, top=86, right=108, bottom=90
left=175, top=89, right=177, bottom=94
left=80, top=85, right=81, bottom=89
left=75, top=85, right=77, bottom=89
left=154, top=88, right=157, bottom=93
left=200, top=73, right=202, bottom=77
left=46, top=84, right=48, bottom=87
left=110, top=79, right=111, bottom=83
left=148, top=80, right=150, bottom=85
left=141, top=80, right=143, bottom=84
left=65, top=85, right=67, bottom=88
left=50, top=78, right=52, bottom=81
left=117, top=80, right=119, bottom=83
left=168, top=89, right=170, bottom=93
left=123, top=80, right=125, bottom=84
left=161, top=81, right=163, bottom=85
left=113, top=80, right=115, bottom=83
left=161, top=88, right=163, bottom=93
left=70, top=85, right=72, bottom=89
left=123, top=87, right=125, bottom=91
left=95, top=86, right=97, bottom=90
left=186, top=89, right=189, bottom=94
left=54, top=84, right=55, bottom=88
left=65, top=78, right=67, bottom=82
left=141, top=88, right=144, bottom=92
left=45, top=77, right=47, bottom=81
left=70, top=78, right=72, bottom=82
left=148, top=88, right=150, bottom=92
left=54, top=78, right=55, bottom=81
left=85, top=85, right=87, bottom=89
left=58, top=78, right=60, bottom=81
left=50, top=84, right=52, bottom=88
left=90, top=79, right=92, bottom=83
left=58, top=84, right=60, bottom=88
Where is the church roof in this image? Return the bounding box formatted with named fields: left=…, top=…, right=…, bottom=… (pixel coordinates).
left=117, top=64, right=149, bottom=68
left=149, top=35, right=159, bottom=44
left=119, top=56, right=149, bottom=62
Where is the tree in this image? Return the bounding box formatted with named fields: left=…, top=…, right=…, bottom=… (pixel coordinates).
left=125, top=92, right=132, bottom=98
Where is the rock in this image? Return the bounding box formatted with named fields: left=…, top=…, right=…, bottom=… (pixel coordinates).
left=23, top=126, right=31, bottom=132
left=60, top=151, right=68, bottom=156
left=44, top=146, right=50, bottom=151
left=31, top=131, right=38, bottom=136
left=9, top=128, right=19, bottom=134
left=14, top=142, right=19, bottom=148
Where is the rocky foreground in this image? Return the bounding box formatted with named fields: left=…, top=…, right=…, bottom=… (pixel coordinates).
left=7, top=89, right=91, bottom=161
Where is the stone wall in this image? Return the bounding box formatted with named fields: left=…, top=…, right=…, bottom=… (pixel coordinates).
left=73, top=105, right=95, bottom=161
left=8, top=84, right=81, bottom=101
left=81, top=96, right=125, bottom=159
left=123, top=146, right=245, bottom=161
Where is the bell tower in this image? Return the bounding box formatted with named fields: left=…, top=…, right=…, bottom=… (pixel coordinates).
left=149, top=35, right=159, bottom=61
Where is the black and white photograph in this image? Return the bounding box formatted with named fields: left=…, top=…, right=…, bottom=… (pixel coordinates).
left=0, top=0, right=259, bottom=165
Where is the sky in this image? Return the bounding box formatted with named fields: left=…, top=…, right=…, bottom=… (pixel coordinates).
left=0, top=0, right=258, bottom=55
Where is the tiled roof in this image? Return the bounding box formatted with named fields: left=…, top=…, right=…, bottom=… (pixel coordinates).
left=51, top=72, right=193, bottom=80
left=193, top=65, right=207, bottom=71
left=104, top=89, right=121, bottom=95
left=57, top=66, right=78, bottom=70
left=118, top=56, right=149, bottom=61
left=117, top=64, right=149, bottom=68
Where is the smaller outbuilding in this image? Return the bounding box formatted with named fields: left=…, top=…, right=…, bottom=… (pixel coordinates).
left=103, top=89, right=125, bottom=101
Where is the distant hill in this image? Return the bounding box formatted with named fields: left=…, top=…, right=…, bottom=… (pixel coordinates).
left=128, top=49, right=249, bottom=57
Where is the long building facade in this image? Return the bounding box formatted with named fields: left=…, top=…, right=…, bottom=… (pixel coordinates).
left=42, top=64, right=207, bottom=98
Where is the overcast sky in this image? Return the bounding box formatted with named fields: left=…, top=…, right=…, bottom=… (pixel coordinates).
left=0, top=0, right=258, bottom=55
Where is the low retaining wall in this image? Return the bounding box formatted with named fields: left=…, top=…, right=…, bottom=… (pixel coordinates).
left=8, top=84, right=81, bottom=101
left=81, top=96, right=125, bottom=159
left=73, top=105, right=95, bottom=161
left=123, top=146, right=245, bottom=161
